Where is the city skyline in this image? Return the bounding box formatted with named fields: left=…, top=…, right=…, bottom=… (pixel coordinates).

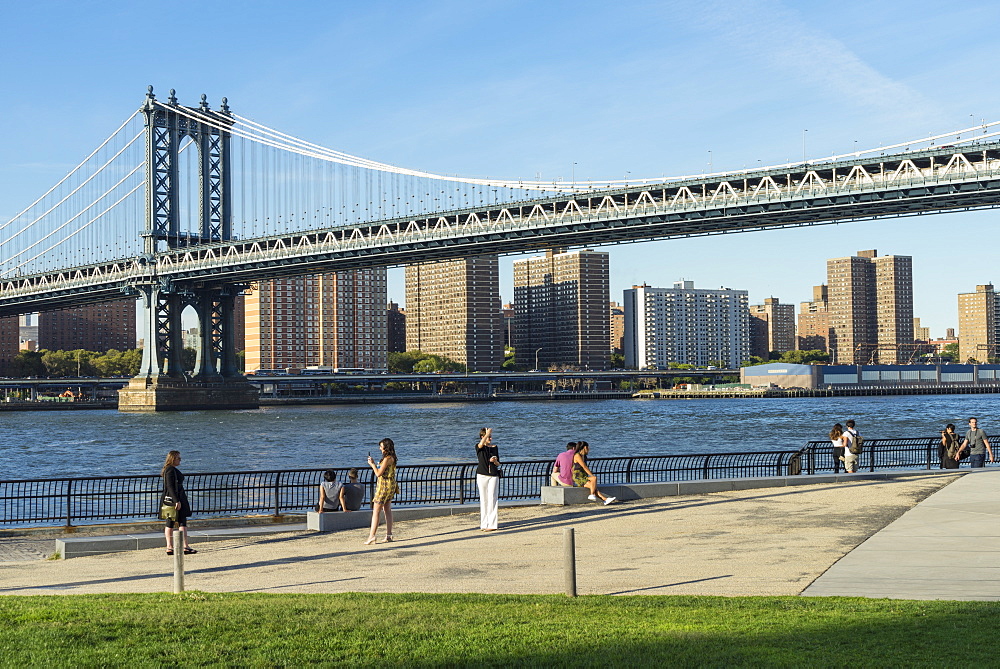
left=3, top=2, right=1000, bottom=337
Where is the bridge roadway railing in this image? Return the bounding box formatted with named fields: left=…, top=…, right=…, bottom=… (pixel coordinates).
left=0, top=437, right=974, bottom=528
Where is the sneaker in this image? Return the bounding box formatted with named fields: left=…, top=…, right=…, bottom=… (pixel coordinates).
left=587, top=494, right=598, bottom=501
left=603, top=496, right=617, bottom=505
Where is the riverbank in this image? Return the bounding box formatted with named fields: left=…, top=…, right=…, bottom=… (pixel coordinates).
left=5, top=383, right=1000, bottom=411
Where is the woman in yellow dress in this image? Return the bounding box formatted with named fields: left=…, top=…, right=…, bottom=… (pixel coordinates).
left=364, top=438, right=398, bottom=545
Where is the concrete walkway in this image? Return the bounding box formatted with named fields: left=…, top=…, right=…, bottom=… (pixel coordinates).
left=0, top=473, right=965, bottom=597
left=804, top=468, right=1000, bottom=600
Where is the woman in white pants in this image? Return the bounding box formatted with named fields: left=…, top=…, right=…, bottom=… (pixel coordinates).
left=476, top=427, right=502, bottom=531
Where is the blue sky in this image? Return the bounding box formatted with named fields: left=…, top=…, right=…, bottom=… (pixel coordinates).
left=2, top=0, right=1000, bottom=337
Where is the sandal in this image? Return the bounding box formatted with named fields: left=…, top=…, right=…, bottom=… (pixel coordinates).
left=183, top=548, right=197, bottom=555
left=166, top=550, right=174, bottom=556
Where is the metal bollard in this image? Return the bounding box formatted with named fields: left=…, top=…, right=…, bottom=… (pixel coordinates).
left=173, top=528, right=185, bottom=593
left=564, top=527, right=577, bottom=597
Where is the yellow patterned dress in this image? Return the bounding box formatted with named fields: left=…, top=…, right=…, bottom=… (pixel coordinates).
left=373, top=458, right=398, bottom=503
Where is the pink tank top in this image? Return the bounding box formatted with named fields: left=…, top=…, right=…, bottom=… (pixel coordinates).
left=554, top=450, right=575, bottom=485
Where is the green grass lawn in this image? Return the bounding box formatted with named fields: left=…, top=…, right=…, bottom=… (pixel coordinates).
left=0, top=593, right=988, bottom=667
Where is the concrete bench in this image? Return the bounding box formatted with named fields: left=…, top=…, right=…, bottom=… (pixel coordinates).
left=306, top=501, right=537, bottom=531
left=541, top=469, right=965, bottom=505
left=55, top=524, right=307, bottom=559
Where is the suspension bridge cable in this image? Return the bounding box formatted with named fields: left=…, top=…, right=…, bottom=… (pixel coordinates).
left=0, top=130, right=145, bottom=241
left=0, top=111, right=141, bottom=230
left=3, top=162, right=144, bottom=270
left=162, top=100, right=1000, bottom=190
left=7, top=180, right=144, bottom=274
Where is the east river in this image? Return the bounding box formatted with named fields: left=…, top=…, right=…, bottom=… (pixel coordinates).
left=4, top=394, right=1000, bottom=480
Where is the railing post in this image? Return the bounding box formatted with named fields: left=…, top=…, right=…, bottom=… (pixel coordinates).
left=625, top=457, right=634, bottom=484
left=776, top=452, right=786, bottom=477
left=273, top=471, right=283, bottom=518
left=702, top=455, right=711, bottom=480
left=926, top=439, right=933, bottom=470
left=64, top=478, right=74, bottom=529
left=807, top=443, right=815, bottom=475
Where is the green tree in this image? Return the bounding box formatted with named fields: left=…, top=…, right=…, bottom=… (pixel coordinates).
left=391, top=350, right=465, bottom=373
left=388, top=351, right=424, bottom=373
left=412, top=354, right=465, bottom=373
left=777, top=349, right=830, bottom=364
left=91, top=349, right=143, bottom=377
left=941, top=342, right=960, bottom=362
left=42, top=351, right=82, bottom=378
left=10, top=350, right=45, bottom=377
left=740, top=356, right=768, bottom=367
left=610, top=352, right=625, bottom=369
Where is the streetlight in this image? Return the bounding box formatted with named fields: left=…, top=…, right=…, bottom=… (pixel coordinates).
left=534, top=347, right=542, bottom=372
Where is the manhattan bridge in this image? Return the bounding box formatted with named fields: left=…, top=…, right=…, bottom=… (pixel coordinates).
left=2, top=87, right=1000, bottom=410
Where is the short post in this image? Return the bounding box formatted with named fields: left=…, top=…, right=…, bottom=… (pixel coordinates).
left=564, top=527, right=577, bottom=597
left=173, top=528, right=185, bottom=593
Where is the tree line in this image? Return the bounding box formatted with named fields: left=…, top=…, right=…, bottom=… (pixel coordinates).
left=8, top=348, right=212, bottom=378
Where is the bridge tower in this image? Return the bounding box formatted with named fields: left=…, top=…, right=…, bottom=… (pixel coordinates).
left=118, top=87, right=258, bottom=411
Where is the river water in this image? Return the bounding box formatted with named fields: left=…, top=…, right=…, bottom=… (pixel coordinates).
left=4, top=394, right=998, bottom=480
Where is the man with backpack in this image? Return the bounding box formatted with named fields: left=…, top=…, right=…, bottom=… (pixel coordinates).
left=843, top=419, right=862, bottom=473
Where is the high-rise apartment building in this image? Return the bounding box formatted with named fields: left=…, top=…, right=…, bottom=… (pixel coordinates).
left=405, top=256, right=502, bottom=372
left=623, top=281, right=749, bottom=369
left=748, top=297, right=795, bottom=358
left=873, top=254, right=914, bottom=364
left=958, top=284, right=1000, bottom=363
left=609, top=301, right=625, bottom=354
left=38, top=299, right=136, bottom=352
left=244, top=269, right=387, bottom=372
left=913, top=317, right=930, bottom=342
left=387, top=302, right=407, bottom=353
left=0, top=316, right=18, bottom=375
left=512, top=249, right=610, bottom=371
left=827, top=250, right=913, bottom=364
left=797, top=285, right=830, bottom=352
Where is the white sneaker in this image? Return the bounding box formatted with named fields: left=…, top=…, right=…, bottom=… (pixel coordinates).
left=604, top=496, right=617, bottom=505
left=587, top=494, right=598, bottom=501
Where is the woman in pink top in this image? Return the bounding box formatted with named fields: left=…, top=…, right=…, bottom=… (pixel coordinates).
left=551, top=442, right=577, bottom=486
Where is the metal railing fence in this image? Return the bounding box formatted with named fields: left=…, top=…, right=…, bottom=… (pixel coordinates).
left=0, top=436, right=987, bottom=527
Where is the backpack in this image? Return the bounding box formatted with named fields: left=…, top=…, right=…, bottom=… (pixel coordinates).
left=848, top=431, right=863, bottom=455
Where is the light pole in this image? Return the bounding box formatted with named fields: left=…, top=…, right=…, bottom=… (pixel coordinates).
left=802, top=129, right=808, bottom=162
left=534, top=347, right=542, bottom=372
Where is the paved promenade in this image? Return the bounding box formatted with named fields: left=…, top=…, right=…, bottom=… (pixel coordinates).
left=2, top=472, right=977, bottom=598
left=804, top=468, right=1000, bottom=600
